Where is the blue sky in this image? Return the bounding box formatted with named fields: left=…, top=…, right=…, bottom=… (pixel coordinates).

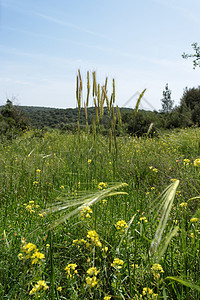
left=0, top=0, right=200, bottom=110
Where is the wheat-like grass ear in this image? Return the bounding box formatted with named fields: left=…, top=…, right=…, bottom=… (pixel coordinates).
left=135, top=89, right=146, bottom=117
left=149, top=180, right=179, bottom=260
left=44, top=183, right=128, bottom=229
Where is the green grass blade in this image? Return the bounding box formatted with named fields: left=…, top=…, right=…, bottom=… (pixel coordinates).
left=166, top=277, right=200, bottom=292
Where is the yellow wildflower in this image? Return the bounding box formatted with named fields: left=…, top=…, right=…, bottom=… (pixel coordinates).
left=38, top=212, right=46, bottom=217
left=132, top=263, right=138, bottom=269
left=31, top=251, right=45, bottom=264
left=65, top=263, right=78, bottom=279
left=142, top=287, right=148, bottom=295
left=36, top=169, right=41, bottom=172
left=87, top=267, right=99, bottom=276
left=139, top=216, right=147, bottom=223
left=88, top=159, right=92, bottom=164
left=86, top=276, right=98, bottom=287
left=87, top=230, right=102, bottom=247
left=151, top=263, right=164, bottom=273
left=111, top=258, right=124, bottom=269
left=18, top=253, right=23, bottom=260
left=190, top=217, right=199, bottom=223
left=23, top=242, right=37, bottom=254
left=151, top=263, right=164, bottom=279
left=104, top=296, right=112, bottom=300
left=57, top=286, right=62, bottom=292
left=102, top=246, right=108, bottom=252
left=194, top=158, right=200, bottom=167
left=179, top=202, right=187, bottom=208
left=29, top=280, right=49, bottom=295
left=98, top=182, right=108, bottom=190
left=183, top=159, right=190, bottom=165
left=115, top=220, right=128, bottom=231
left=80, top=206, right=93, bottom=220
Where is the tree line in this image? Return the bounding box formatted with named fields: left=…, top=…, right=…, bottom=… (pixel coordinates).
left=0, top=84, right=200, bottom=138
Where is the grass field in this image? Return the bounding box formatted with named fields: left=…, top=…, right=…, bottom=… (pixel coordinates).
left=1, top=127, right=200, bottom=299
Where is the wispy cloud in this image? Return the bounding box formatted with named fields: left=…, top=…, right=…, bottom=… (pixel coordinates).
left=1, top=1, right=106, bottom=38
left=35, top=13, right=106, bottom=38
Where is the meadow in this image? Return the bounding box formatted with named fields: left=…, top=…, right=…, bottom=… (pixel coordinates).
left=1, top=126, right=200, bottom=299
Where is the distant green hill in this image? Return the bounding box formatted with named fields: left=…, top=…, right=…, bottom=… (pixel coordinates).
left=19, top=106, right=134, bottom=129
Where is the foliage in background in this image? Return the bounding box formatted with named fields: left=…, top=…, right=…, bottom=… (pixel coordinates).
left=182, top=42, right=200, bottom=69
left=160, top=83, right=174, bottom=113
left=0, top=99, right=29, bottom=140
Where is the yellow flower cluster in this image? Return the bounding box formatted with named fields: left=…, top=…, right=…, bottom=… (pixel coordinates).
left=179, top=202, right=187, bottom=208
left=86, top=266, right=99, bottom=287
left=115, top=220, right=128, bottom=231
left=73, top=238, right=89, bottom=247
left=111, top=258, right=124, bottom=269
left=149, top=166, right=158, bottom=172
left=87, top=230, right=102, bottom=247
left=87, top=266, right=99, bottom=276
left=151, top=263, right=164, bottom=280
left=29, top=280, right=49, bottom=295
left=24, top=200, right=40, bottom=214
left=104, top=296, right=112, bottom=300
left=194, top=158, right=200, bottom=167
left=80, top=206, right=93, bottom=220
left=151, top=263, right=164, bottom=273
left=138, top=216, right=148, bottom=224
left=183, top=159, right=190, bottom=166
left=23, top=201, right=45, bottom=217
left=190, top=217, right=199, bottom=223
left=141, top=287, right=158, bottom=299
left=98, top=182, right=108, bottom=190
left=132, top=263, right=139, bottom=269
left=18, top=242, right=45, bottom=265
left=64, top=263, right=78, bottom=279
left=86, top=275, right=98, bottom=287
left=142, top=287, right=153, bottom=296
